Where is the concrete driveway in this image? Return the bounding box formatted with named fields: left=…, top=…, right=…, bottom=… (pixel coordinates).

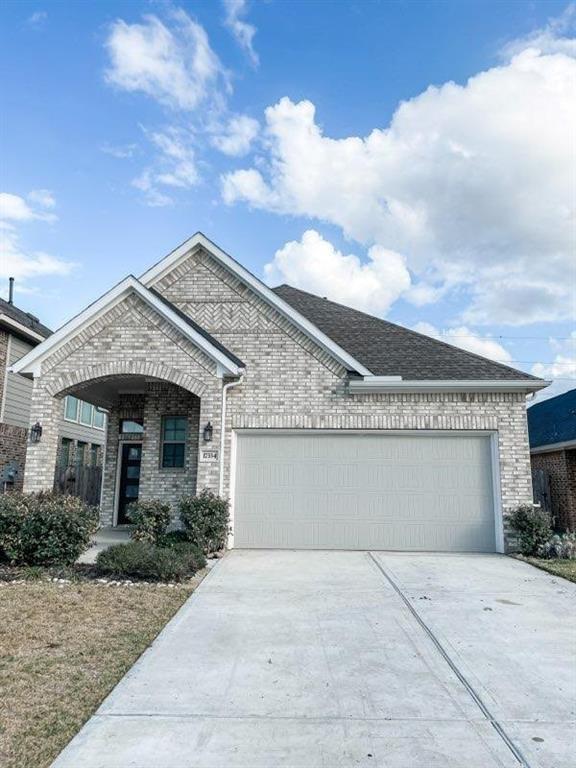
left=52, top=551, right=575, bottom=768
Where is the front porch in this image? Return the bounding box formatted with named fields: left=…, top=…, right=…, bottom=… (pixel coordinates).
left=23, top=366, right=227, bottom=528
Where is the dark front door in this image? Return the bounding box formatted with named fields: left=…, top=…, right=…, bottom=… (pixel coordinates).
left=117, top=443, right=142, bottom=524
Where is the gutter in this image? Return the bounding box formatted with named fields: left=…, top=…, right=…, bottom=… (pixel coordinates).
left=347, top=377, right=550, bottom=394
left=219, top=374, right=244, bottom=497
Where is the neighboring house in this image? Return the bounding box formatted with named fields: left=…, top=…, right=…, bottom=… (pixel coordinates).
left=528, top=389, right=576, bottom=531
left=0, top=285, right=106, bottom=492
left=12, top=233, right=547, bottom=551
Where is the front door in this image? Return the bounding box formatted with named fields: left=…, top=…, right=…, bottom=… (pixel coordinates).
left=117, top=443, right=142, bottom=524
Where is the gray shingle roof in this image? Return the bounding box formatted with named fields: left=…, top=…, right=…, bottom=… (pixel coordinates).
left=273, top=284, right=541, bottom=381
left=528, top=389, right=576, bottom=448
left=0, top=297, right=52, bottom=340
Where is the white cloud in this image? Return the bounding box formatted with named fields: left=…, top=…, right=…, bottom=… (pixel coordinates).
left=223, top=0, right=258, bottom=67
left=501, top=4, right=576, bottom=59
left=101, top=142, right=137, bottom=159
left=26, top=11, right=47, bottom=28
left=211, top=114, right=259, bottom=156
left=0, top=192, right=73, bottom=291
left=529, top=332, right=576, bottom=404
left=104, top=9, right=228, bottom=111
left=131, top=127, right=199, bottom=206
left=412, top=322, right=512, bottom=364
left=0, top=192, right=57, bottom=223
left=264, top=229, right=411, bottom=316
left=223, top=39, right=576, bottom=325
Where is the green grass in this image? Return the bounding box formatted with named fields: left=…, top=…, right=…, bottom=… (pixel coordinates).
left=519, top=556, right=576, bottom=583
left=0, top=577, right=202, bottom=768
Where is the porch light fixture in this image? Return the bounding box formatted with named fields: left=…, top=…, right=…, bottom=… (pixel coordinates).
left=30, top=421, right=43, bottom=443
left=203, top=422, right=213, bottom=443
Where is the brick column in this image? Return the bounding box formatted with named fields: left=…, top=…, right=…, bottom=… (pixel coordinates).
left=23, top=382, right=62, bottom=493
left=196, top=382, right=222, bottom=492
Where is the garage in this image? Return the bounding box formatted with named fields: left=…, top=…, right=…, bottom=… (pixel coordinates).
left=232, top=432, right=498, bottom=552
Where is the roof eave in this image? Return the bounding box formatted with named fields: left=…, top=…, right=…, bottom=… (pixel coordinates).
left=348, top=377, right=550, bottom=394
left=10, top=275, right=243, bottom=379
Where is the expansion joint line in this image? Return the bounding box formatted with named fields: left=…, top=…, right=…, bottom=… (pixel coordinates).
left=367, top=552, right=531, bottom=768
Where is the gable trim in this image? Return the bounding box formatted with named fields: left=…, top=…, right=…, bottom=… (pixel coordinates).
left=10, top=276, right=244, bottom=379
left=139, top=232, right=373, bottom=376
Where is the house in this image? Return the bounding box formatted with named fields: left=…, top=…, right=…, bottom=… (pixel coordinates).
left=12, top=233, right=547, bottom=551
left=0, top=281, right=106, bottom=493
left=528, top=389, right=576, bottom=531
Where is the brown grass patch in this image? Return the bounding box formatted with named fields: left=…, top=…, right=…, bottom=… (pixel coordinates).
left=0, top=578, right=199, bottom=768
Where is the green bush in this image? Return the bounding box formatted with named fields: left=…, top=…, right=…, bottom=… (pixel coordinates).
left=96, top=541, right=206, bottom=581
left=0, top=491, right=98, bottom=566
left=509, top=504, right=552, bottom=555
left=127, top=499, right=172, bottom=544
left=178, top=490, right=230, bottom=554
left=157, top=529, right=189, bottom=548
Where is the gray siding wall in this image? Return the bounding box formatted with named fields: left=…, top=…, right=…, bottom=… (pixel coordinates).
left=3, top=336, right=34, bottom=428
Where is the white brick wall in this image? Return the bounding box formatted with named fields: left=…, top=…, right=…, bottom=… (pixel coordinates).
left=23, top=246, right=533, bottom=549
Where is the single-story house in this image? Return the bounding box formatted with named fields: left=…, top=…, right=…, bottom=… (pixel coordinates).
left=528, top=389, right=576, bottom=531
left=12, top=233, right=547, bottom=552
left=0, top=285, right=105, bottom=493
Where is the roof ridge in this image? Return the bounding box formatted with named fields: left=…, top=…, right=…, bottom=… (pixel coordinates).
left=273, top=284, right=541, bottom=382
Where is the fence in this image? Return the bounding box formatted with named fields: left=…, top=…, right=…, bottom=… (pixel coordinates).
left=54, top=464, right=102, bottom=507
left=532, top=468, right=552, bottom=514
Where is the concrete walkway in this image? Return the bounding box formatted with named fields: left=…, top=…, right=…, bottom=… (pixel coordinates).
left=52, top=551, right=576, bottom=768
left=77, top=527, right=131, bottom=564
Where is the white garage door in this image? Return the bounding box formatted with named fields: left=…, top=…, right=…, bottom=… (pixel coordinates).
left=233, top=432, right=496, bottom=552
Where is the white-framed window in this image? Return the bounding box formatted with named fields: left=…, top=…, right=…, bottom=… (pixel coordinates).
left=64, top=395, right=79, bottom=421
left=63, top=396, right=107, bottom=430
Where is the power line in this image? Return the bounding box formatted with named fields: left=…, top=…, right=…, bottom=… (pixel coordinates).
left=433, top=334, right=574, bottom=341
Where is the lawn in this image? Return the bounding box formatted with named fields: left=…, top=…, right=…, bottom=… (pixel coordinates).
left=0, top=576, right=200, bottom=768
left=520, top=557, right=576, bottom=583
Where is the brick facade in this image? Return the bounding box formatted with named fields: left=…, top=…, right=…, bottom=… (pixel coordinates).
left=0, top=422, right=27, bottom=491
left=531, top=449, right=576, bottom=531
left=23, top=246, right=535, bottom=550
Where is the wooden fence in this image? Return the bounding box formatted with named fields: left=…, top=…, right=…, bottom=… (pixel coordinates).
left=532, top=468, right=552, bottom=514
left=54, top=464, right=102, bottom=507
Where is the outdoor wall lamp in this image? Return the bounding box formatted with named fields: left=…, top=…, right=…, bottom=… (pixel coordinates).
left=203, top=422, right=213, bottom=443
left=30, top=422, right=43, bottom=443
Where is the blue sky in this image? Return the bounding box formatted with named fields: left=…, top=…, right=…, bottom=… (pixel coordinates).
left=1, top=0, right=574, bottom=401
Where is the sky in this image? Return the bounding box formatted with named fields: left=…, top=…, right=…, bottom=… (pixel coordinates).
left=0, top=0, right=574, bottom=403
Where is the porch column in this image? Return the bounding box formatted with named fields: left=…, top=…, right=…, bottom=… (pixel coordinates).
left=23, top=381, right=62, bottom=493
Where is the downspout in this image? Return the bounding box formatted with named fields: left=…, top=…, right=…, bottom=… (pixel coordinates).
left=219, top=374, right=243, bottom=497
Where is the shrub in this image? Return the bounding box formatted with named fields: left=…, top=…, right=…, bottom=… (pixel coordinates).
left=509, top=504, right=552, bottom=556
left=127, top=499, right=172, bottom=544
left=157, top=529, right=189, bottom=548
left=96, top=541, right=206, bottom=581
left=178, top=490, right=230, bottom=554
left=0, top=491, right=98, bottom=566
left=538, top=532, right=576, bottom=560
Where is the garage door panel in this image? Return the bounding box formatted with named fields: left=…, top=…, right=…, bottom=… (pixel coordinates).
left=233, top=433, right=496, bottom=552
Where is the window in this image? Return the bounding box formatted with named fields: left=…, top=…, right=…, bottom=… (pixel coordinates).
left=120, top=419, right=144, bottom=434
left=60, top=438, right=72, bottom=467
left=90, top=444, right=100, bottom=466
left=79, top=401, right=93, bottom=426
left=76, top=441, right=87, bottom=466
left=161, top=416, right=186, bottom=468
left=93, top=409, right=106, bottom=430
left=64, top=396, right=79, bottom=421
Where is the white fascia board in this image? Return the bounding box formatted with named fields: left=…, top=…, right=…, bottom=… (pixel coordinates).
left=140, top=232, right=373, bottom=376
left=530, top=439, right=576, bottom=454
left=0, top=314, right=46, bottom=343
left=348, top=377, right=550, bottom=394
left=10, top=276, right=242, bottom=378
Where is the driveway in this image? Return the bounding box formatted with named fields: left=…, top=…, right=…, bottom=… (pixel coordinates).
left=52, top=551, right=576, bottom=768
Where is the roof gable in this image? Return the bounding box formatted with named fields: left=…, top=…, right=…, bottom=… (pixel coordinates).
left=11, top=276, right=244, bottom=378
left=273, top=284, right=544, bottom=384
left=140, top=232, right=372, bottom=376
